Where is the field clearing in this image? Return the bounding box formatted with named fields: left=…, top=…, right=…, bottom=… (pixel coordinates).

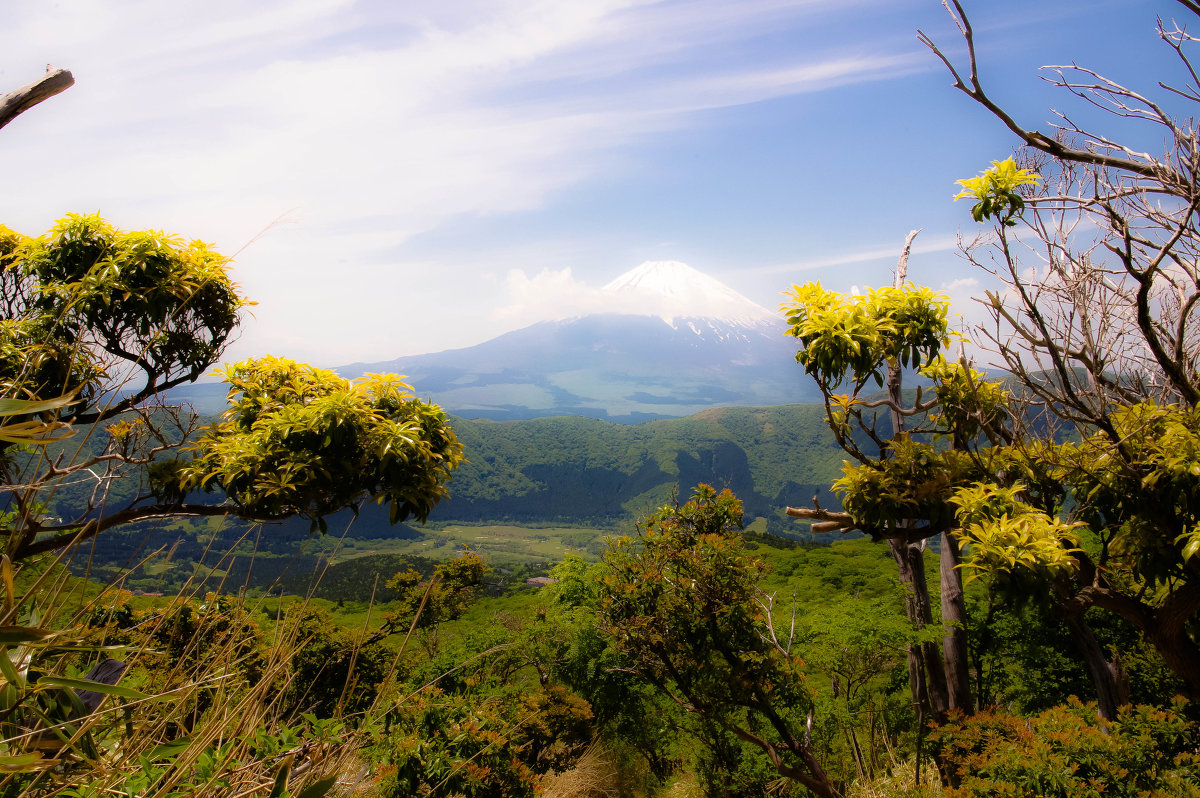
left=334, top=523, right=621, bottom=567
left=340, top=517, right=774, bottom=568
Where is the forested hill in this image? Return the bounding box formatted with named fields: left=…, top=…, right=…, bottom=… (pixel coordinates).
left=436, top=403, right=848, bottom=533
left=52, top=402, right=853, bottom=591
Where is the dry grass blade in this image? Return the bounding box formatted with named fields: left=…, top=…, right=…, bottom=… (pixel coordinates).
left=538, top=741, right=620, bottom=798
left=844, top=755, right=942, bottom=798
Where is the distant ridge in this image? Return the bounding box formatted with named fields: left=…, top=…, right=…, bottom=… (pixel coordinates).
left=339, top=261, right=818, bottom=421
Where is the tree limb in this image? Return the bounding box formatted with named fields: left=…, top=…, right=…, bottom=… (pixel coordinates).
left=0, top=67, right=74, bottom=132
left=12, top=502, right=249, bottom=560
left=1175, top=0, right=1200, bottom=19
left=919, top=1, right=1185, bottom=188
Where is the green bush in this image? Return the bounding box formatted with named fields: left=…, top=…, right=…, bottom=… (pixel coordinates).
left=932, top=698, right=1200, bottom=797
left=376, top=683, right=595, bottom=798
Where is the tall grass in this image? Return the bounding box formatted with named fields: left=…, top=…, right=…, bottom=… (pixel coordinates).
left=537, top=741, right=619, bottom=798
left=0, top=540, right=401, bottom=798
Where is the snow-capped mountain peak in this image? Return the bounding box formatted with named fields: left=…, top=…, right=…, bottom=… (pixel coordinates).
left=321, top=259, right=812, bottom=421
left=601, top=260, right=775, bottom=327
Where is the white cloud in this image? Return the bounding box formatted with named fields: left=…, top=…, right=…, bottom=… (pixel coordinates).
left=493, top=267, right=611, bottom=322
left=753, top=233, right=963, bottom=275
left=669, top=52, right=927, bottom=110
left=0, top=0, right=938, bottom=364
left=939, top=276, right=985, bottom=326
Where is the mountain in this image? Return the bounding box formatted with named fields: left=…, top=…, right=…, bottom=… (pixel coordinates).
left=342, top=261, right=819, bottom=421
left=600, top=259, right=777, bottom=328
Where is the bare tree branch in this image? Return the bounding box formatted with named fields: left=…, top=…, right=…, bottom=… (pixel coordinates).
left=0, top=67, right=74, bottom=131
left=12, top=503, right=260, bottom=560
left=918, top=0, right=1188, bottom=188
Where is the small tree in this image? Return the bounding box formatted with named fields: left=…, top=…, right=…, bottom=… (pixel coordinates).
left=787, top=0, right=1200, bottom=718
left=911, top=0, right=1200, bottom=704
left=599, top=484, right=839, bottom=798
left=0, top=71, right=463, bottom=795
left=1, top=215, right=463, bottom=562
left=0, top=214, right=463, bottom=787
left=781, top=267, right=979, bottom=726
left=378, top=551, right=488, bottom=655
left=800, top=598, right=918, bottom=785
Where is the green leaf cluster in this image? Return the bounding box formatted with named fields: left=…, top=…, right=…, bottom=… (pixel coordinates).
left=934, top=398, right=1200, bottom=600
left=953, top=157, right=1040, bottom=226
left=835, top=437, right=975, bottom=534
left=377, top=682, right=592, bottom=798
left=782, top=282, right=950, bottom=388
left=3, top=214, right=246, bottom=402
left=1056, top=400, right=1200, bottom=589
left=921, top=356, right=1010, bottom=442
left=0, top=317, right=95, bottom=423
left=0, top=604, right=149, bottom=775
left=384, top=552, right=489, bottom=633
left=952, top=491, right=1083, bottom=589
left=179, top=357, right=464, bottom=529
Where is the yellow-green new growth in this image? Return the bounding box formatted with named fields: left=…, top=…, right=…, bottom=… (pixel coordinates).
left=950, top=482, right=1083, bottom=590
left=954, top=157, right=1041, bottom=226
left=782, top=282, right=951, bottom=388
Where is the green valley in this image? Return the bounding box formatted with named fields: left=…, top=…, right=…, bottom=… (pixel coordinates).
left=59, top=403, right=849, bottom=596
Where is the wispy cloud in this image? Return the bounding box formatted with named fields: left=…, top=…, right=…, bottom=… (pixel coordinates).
left=750, top=233, right=963, bottom=276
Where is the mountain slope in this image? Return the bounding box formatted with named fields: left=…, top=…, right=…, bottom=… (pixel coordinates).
left=437, top=403, right=847, bottom=529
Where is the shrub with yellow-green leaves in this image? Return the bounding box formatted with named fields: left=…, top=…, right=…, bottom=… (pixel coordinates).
left=920, top=356, right=1010, bottom=444
left=1055, top=401, right=1200, bottom=585
left=783, top=283, right=951, bottom=389
left=0, top=212, right=466, bottom=797
left=834, top=437, right=976, bottom=536
left=1, top=214, right=246, bottom=416
left=951, top=482, right=1083, bottom=591
left=175, top=357, right=464, bottom=532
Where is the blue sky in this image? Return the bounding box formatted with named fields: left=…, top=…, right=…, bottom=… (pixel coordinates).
left=0, top=0, right=1177, bottom=368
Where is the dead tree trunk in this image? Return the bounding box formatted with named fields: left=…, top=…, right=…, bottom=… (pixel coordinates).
left=1060, top=612, right=1126, bottom=720
left=886, top=231, right=957, bottom=719
left=940, top=531, right=973, bottom=713
left=890, top=537, right=949, bottom=716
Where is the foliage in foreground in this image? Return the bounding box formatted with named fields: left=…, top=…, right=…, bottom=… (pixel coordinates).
left=600, top=485, right=838, bottom=797
left=2, top=213, right=463, bottom=562
left=14, top=1, right=1200, bottom=793
left=932, top=699, right=1200, bottom=797
left=0, top=211, right=462, bottom=796
left=780, top=0, right=1200, bottom=732
left=1, top=580, right=381, bottom=796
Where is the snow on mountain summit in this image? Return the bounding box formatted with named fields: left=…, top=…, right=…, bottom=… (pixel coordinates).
left=601, top=261, right=777, bottom=328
